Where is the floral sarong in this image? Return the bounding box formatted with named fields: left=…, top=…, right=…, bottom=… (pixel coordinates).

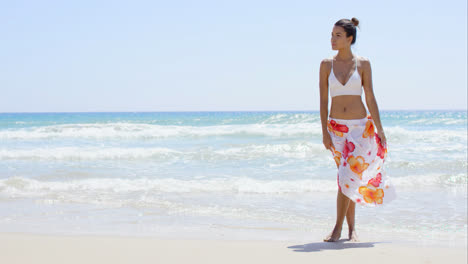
left=327, top=115, right=396, bottom=206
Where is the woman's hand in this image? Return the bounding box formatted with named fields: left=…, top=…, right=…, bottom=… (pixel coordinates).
left=323, top=133, right=334, bottom=150
left=379, top=131, right=387, bottom=148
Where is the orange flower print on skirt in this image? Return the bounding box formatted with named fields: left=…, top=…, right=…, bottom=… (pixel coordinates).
left=327, top=115, right=396, bottom=206
left=359, top=185, right=384, bottom=204
left=330, top=146, right=342, bottom=167
left=363, top=119, right=375, bottom=138
left=347, top=155, right=369, bottom=179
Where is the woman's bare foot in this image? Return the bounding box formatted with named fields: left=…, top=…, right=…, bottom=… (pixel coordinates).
left=323, top=226, right=341, bottom=242
left=348, top=229, right=359, bottom=242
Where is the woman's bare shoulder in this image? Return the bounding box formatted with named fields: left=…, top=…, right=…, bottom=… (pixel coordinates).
left=320, top=57, right=333, bottom=70
left=356, top=56, right=372, bottom=72
left=356, top=55, right=371, bottom=65
left=321, top=57, right=333, bottom=63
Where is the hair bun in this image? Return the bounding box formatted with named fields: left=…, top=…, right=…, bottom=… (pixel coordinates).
left=351, top=17, right=360, bottom=27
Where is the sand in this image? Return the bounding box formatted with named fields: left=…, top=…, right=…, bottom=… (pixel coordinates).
left=0, top=232, right=466, bottom=264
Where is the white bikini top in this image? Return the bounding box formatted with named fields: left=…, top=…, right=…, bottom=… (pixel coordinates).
left=328, top=55, right=362, bottom=98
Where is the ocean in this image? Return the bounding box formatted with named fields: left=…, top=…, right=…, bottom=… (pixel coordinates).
left=0, top=110, right=466, bottom=246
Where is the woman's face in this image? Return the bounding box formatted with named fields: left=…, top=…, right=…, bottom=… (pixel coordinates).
left=331, top=26, right=353, bottom=50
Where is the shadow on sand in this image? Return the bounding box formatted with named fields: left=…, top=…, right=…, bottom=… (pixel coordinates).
left=288, top=239, right=388, bottom=252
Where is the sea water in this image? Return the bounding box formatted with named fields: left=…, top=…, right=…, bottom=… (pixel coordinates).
left=0, top=110, right=466, bottom=246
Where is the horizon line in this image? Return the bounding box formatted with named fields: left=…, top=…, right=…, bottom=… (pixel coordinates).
left=0, top=109, right=466, bottom=114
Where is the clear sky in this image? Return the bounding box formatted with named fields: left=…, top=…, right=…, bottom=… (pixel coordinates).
left=1, top=0, right=466, bottom=112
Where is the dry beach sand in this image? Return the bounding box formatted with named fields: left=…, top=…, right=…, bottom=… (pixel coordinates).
left=1, top=232, right=465, bottom=264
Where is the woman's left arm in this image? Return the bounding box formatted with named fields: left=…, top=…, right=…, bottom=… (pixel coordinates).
left=361, top=58, right=387, bottom=146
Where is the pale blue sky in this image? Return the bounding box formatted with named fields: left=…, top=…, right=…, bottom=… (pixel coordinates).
left=1, top=0, right=466, bottom=112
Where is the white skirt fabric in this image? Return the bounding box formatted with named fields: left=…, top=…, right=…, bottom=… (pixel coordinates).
left=327, top=115, right=396, bottom=206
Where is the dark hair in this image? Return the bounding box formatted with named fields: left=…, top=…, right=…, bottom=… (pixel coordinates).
left=335, top=17, right=360, bottom=45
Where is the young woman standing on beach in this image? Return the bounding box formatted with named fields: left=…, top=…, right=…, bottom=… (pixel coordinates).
left=319, top=18, right=396, bottom=242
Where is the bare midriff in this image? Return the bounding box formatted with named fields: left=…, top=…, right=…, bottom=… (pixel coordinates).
left=329, top=95, right=367, bottom=119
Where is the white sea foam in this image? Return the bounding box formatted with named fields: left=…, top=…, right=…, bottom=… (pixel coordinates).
left=260, top=113, right=319, bottom=124
left=0, top=141, right=464, bottom=163
left=385, top=159, right=467, bottom=171
left=0, top=173, right=465, bottom=202
left=0, top=176, right=338, bottom=199
left=0, top=142, right=328, bottom=161
left=0, top=123, right=322, bottom=140
left=0, top=147, right=181, bottom=160
left=1, top=122, right=465, bottom=142
left=385, top=126, right=466, bottom=144
left=390, top=173, right=467, bottom=188
left=407, top=117, right=466, bottom=125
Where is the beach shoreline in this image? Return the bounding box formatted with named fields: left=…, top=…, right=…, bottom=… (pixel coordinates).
left=1, top=111, right=466, bottom=263
left=1, top=232, right=466, bottom=264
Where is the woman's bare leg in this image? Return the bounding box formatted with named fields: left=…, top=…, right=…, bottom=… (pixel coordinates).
left=346, top=201, right=359, bottom=241
left=324, top=189, right=351, bottom=242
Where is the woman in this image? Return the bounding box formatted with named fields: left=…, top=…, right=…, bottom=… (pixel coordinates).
left=319, top=18, right=396, bottom=242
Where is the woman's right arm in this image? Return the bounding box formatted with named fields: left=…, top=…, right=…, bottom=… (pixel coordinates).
left=319, top=59, right=333, bottom=150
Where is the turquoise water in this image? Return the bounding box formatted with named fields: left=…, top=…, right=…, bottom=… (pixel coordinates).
left=0, top=110, right=466, bottom=246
